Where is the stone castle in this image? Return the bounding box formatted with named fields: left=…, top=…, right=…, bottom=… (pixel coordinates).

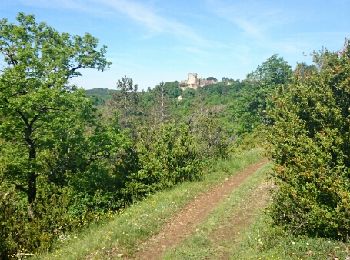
left=180, top=73, right=217, bottom=89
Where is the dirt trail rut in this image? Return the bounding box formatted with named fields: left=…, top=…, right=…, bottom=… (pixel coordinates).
left=131, top=159, right=268, bottom=260
left=210, top=180, right=272, bottom=259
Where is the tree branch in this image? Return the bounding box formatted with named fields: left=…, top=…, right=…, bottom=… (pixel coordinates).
left=15, top=109, right=29, bottom=127
left=67, top=64, right=82, bottom=79
left=0, top=45, right=19, bottom=66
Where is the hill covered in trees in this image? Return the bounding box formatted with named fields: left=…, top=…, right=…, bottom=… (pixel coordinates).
left=85, top=88, right=117, bottom=105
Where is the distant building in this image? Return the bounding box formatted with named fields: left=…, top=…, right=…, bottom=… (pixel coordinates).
left=187, top=73, right=199, bottom=88
left=180, top=73, right=217, bottom=89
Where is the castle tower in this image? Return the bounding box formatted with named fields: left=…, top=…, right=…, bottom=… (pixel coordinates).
left=187, top=73, right=199, bottom=88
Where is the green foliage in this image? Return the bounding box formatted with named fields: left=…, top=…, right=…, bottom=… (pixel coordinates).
left=125, top=122, right=202, bottom=200
left=247, top=54, right=292, bottom=86
left=67, top=120, right=136, bottom=214
left=191, top=111, right=230, bottom=159
left=85, top=88, right=116, bottom=105
left=0, top=183, right=78, bottom=258
left=110, top=76, right=141, bottom=129
left=0, top=12, right=117, bottom=257
left=163, top=81, right=182, bottom=98
left=268, top=41, right=350, bottom=240
left=0, top=12, right=111, bottom=207
left=234, top=55, right=292, bottom=133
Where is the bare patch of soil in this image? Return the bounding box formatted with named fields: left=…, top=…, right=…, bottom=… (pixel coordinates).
left=131, top=159, right=268, bottom=260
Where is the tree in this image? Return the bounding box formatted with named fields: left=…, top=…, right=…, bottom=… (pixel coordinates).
left=152, top=82, right=169, bottom=123
left=0, top=13, right=111, bottom=213
left=111, top=76, right=140, bottom=129
left=234, top=55, right=292, bottom=133
left=247, top=54, right=292, bottom=86
left=145, top=81, right=180, bottom=126
left=206, top=76, right=217, bottom=81
left=163, top=81, right=181, bottom=98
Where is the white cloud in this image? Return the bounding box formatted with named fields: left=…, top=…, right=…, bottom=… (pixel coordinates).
left=205, top=0, right=312, bottom=64
left=205, top=0, right=287, bottom=40
left=23, top=0, right=208, bottom=45
left=97, top=0, right=213, bottom=46
left=97, top=0, right=163, bottom=32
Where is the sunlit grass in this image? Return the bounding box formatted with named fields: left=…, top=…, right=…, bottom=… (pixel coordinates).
left=231, top=212, right=350, bottom=260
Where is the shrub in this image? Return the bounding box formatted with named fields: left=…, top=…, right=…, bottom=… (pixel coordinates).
left=0, top=184, right=79, bottom=258
left=268, top=41, right=350, bottom=240
left=124, top=122, right=202, bottom=201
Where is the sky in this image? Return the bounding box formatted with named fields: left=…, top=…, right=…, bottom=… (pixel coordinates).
left=1, top=0, right=350, bottom=90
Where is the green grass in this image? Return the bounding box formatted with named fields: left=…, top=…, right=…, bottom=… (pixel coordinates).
left=163, top=163, right=271, bottom=259
left=231, top=212, right=350, bottom=259
left=36, top=148, right=265, bottom=259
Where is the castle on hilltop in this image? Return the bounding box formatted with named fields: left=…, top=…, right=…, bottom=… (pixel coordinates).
left=180, top=73, right=217, bottom=89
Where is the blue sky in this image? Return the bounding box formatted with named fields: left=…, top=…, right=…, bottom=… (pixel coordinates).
left=1, top=0, right=350, bottom=90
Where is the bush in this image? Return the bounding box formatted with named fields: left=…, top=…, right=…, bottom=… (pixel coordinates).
left=268, top=41, right=350, bottom=240
left=124, top=122, right=202, bottom=201
left=191, top=113, right=230, bottom=159
left=0, top=184, right=79, bottom=258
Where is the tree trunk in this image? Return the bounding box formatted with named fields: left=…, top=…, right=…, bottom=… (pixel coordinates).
left=28, top=145, right=36, bottom=205
left=25, top=127, right=36, bottom=219
left=161, top=85, right=164, bottom=122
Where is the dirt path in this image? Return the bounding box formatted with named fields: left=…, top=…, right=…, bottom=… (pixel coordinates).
left=210, top=180, right=272, bottom=259
left=131, top=159, right=269, bottom=260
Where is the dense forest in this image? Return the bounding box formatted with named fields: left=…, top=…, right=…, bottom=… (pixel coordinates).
left=1, top=13, right=350, bottom=258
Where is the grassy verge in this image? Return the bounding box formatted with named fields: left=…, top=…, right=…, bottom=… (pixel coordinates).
left=163, top=163, right=271, bottom=259
left=36, top=148, right=265, bottom=259
left=231, top=211, right=350, bottom=259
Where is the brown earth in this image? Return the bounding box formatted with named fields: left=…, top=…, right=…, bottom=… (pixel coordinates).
left=130, top=159, right=269, bottom=260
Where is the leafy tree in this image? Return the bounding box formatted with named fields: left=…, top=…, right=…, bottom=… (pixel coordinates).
left=191, top=110, right=229, bottom=159
left=268, top=41, right=350, bottom=240
left=111, top=76, right=140, bottom=129
left=235, top=55, right=292, bottom=133
left=142, top=81, right=182, bottom=126
left=206, top=76, right=218, bottom=81
left=85, top=88, right=117, bottom=105
left=0, top=13, right=110, bottom=213
left=247, top=54, right=292, bottom=85
left=163, top=81, right=181, bottom=98
left=67, top=119, right=137, bottom=213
